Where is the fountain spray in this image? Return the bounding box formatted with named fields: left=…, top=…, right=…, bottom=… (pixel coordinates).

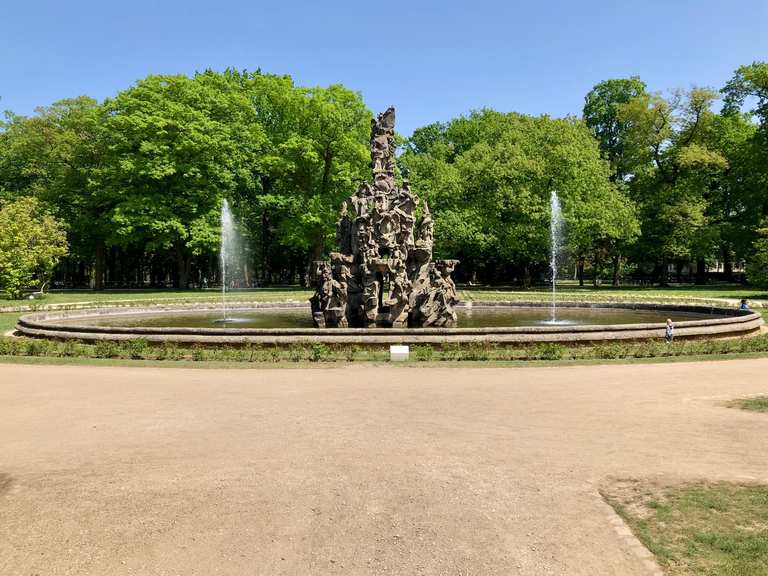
left=220, top=199, right=237, bottom=322
left=549, top=191, right=563, bottom=323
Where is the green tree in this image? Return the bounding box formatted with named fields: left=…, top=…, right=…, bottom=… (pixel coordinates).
left=0, top=197, right=68, bottom=298
left=0, top=97, right=110, bottom=287
left=269, top=84, right=370, bottom=267
left=747, top=219, right=768, bottom=287
left=583, top=77, right=647, bottom=180
left=617, top=87, right=745, bottom=282
left=98, top=73, right=268, bottom=287
left=402, top=110, right=638, bottom=285
left=722, top=62, right=768, bottom=280
left=219, top=73, right=371, bottom=284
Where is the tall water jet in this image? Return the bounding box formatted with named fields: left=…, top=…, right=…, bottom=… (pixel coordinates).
left=219, top=199, right=237, bottom=322
left=549, top=191, right=564, bottom=322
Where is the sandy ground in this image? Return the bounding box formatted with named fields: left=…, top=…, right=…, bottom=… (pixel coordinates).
left=1, top=361, right=767, bottom=575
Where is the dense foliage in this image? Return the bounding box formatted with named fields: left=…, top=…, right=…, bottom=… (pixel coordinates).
left=399, top=110, right=638, bottom=285
left=0, top=70, right=370, bottom=291
left=0, top=63, right=767, bottom=296
left=0, top=197, right=68, bottom=298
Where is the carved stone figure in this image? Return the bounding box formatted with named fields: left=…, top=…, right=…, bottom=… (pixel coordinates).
left=310, top=107, right=459, bottom=328
left=336, top=202, right=352, bottom=255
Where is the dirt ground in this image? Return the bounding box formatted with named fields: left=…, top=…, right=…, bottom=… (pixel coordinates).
left=1, top=360, right=767, bottom=576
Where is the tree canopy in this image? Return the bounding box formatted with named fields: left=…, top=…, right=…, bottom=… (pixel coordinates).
left=400, top=110, right=639, bottom=285
left=0, top=197, right=68, bottom=298
left=1, top=63, right=767, bottom=295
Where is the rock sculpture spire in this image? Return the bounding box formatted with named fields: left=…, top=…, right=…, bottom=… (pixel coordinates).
left=310, top=107, right=459, bottom=328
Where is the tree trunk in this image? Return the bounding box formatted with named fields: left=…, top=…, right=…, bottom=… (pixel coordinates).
left=695, top=258, right=706, bottom=285
left=723, top=248, right=733, bottom=281
left=592, top=250, right=600, bottom=287
left=94, top=241, right=106, bottom=291
left=659, top=257, right=669, bottom=286
left=298, top=253, right=307, bottom=288
left=306, top=236, right=325, bottom=282
left=577, top=255, right=585, bottom=287
left=321, top=145, right=333, bottom=198
left=612, top=253, right=621, bottom=287
left=175, top=242, right=191, bottom=289
left=522, top=264, right=531, bottom=288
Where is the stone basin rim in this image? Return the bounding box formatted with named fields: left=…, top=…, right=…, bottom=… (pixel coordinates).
left=14, top=301, right=763, bottom=343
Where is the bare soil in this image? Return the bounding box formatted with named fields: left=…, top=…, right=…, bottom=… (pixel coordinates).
left=1, top=360, right=768, bottom=575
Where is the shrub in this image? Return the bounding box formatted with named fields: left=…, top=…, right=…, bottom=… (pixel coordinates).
left=463, top=342, right=491, bottom=361
left=288, top=345, right=305, bottom=362
left=61, top=340, right=79, bottom=357
left=267, top=347, right=282, bottom=362
left=0, top=337, right=21, bottom=355
left=126, top=338, right=149, bottom=360
left=154, top=342, right=174, bottom=360
left=413, top=344, right=435, bottom=362
left=24, top=338, right=51, bottom=356
left=242, top=344, right=256, bottom=362
left=441, top=343, right=462, bottom=361
left=191, top=346, right=206, bottom=362
left=93, top=340, right=119, bottom=358
left=309, top=343, right=331, bottom=362
left=532, top=342, right=565, bottom=360
left=633, top=339, right=663, bottom=358
left=594, top=342, right=629, bottom=360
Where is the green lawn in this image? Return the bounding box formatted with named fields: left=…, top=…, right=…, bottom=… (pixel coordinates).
left=0, top=312, right=19, bottom=332
left=0, top=288, right=313, bottom=309
left=603, top=480, right=768, bottom=576
left=1, top=284, right=765, bottom=311
left=464, top=283, right=768, bottom=304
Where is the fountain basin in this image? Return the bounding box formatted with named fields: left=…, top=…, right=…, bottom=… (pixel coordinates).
left=15, top=301, right=762, bottom=345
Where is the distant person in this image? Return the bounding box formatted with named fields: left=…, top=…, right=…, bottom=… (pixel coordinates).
left=665, top=318, right=674, bottom=344
left=202, top=277, right=208, bottom=289
left=740, top=299, right=750, bottom=311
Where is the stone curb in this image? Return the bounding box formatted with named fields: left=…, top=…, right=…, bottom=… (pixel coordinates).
left=13, top=302, right=763, bottom=346
left=592, top=490, right=664, bottom=576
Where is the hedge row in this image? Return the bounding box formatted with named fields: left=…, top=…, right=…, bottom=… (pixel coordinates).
left=2, top=335, right=768, bottom=363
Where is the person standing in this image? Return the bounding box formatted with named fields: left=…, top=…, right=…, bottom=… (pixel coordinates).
left=665, top=318, right=674, bottom=343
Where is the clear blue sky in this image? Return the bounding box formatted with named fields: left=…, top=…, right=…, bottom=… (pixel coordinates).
left=2, top=0, right=766, bottom=136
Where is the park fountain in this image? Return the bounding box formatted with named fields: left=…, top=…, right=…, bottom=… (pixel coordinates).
left=17, top=114, right=762, bottom=345
left=549, top=191, right=563, bottom=322
left=219, top=199, right=237, bottom=323
left=18, top=183, right=758, bottom=343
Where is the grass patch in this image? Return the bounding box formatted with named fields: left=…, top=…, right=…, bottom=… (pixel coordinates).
left=0, top=288, right=313, bottom=310
left=602, top=479, right=768, bottom=576
left=727, top=396, right=768, bottom=413
left=0, top=312, right=19, bottom=332
left=461, top=284, right=768, bottom=308
left=1, top=284, right=766, bottom=312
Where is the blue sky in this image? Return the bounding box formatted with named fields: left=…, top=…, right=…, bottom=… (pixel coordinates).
left=2, top=0, right=766, bottom=136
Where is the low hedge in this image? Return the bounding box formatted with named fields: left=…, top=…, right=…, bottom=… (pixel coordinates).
left=2, top=334, right=768, bottom=363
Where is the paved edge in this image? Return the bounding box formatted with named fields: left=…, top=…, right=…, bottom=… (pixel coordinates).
left=594, top=490, right=664, bottom=576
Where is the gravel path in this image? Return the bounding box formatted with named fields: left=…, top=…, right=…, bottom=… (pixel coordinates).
left=1, top=360, right=767, bottom=575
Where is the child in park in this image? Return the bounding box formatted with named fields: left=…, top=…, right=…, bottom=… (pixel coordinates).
left=665, top=318, right=674, bottom=343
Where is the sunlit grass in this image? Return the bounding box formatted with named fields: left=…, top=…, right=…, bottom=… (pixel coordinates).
left=602, top=480, right=768, bottom=576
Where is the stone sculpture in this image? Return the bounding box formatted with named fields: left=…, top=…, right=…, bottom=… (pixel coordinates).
left=310, top=107, right=459, bottom=328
